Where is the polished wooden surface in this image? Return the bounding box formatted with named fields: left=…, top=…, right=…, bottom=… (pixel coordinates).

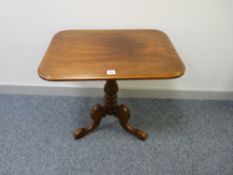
left=73, top=80, right=147, bottom=140
left=38, top=30, right=185, bottom=80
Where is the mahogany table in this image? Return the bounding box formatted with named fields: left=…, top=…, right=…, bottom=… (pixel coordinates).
left=38, top=30, right=185, bottom=140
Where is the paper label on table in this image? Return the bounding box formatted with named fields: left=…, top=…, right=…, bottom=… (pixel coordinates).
left=107, top=70, right=116, bottom=75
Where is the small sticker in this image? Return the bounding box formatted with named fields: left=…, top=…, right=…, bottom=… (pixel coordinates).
left=107, top=70, right=116, bottom=75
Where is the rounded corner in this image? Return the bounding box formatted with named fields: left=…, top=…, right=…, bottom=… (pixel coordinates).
left=149, top=29, right=167, bottom=35
left=174, top=66, right=186, bottom=78
left=54, top=30, right=70, bottom=37
left=37, top=67, right=51, bottom=81
left=157, top=30, right=169, bottom=37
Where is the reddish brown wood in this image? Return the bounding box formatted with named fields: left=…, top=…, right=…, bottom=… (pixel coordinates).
left=73, top=80, right=147, bottom=140
left=38, top=30, right=185, bottom=140
left=104, top=80, right=118, bottom=115
left=117, top=104, right=147, bottom=140
left=38, top=30, right=185, bottom=81
left=73, top=104, right=105, bottom=139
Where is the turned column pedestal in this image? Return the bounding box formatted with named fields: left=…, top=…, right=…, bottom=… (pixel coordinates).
left=73, top=80, right=148, bottom=140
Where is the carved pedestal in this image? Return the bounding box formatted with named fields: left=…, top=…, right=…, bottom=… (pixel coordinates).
left=73, top=80, right=147, bottom=140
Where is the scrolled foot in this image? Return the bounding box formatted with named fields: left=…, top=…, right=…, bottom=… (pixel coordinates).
left=116, top=104, right=148, bottom=141
left=73, top=104, right=105, bottom=139
left=73, top=128, right=90, bottom=139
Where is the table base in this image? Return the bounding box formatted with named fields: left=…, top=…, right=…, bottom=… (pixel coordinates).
left=73, top=80, right=147, bottom=141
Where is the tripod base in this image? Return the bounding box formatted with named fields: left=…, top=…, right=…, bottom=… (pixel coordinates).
left=73, top=80, right=147, bottom=141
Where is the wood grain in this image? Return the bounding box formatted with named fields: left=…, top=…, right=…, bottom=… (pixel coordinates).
left=38, top=30, right=185, bottom=80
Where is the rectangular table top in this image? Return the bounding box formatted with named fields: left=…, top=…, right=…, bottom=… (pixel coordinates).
left=38, top=30, right=185, bottom=80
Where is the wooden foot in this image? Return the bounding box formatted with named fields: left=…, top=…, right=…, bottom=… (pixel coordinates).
left=116, top=104, right=147, bottom=140
left=73, top=104, right=105, bottom=139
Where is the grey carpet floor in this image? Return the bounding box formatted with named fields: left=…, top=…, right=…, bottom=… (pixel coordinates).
left=0, top=94, right=232, bottom=175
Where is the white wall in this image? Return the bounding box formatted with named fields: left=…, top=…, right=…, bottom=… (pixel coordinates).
left=0, top=0, right=233, bottom=92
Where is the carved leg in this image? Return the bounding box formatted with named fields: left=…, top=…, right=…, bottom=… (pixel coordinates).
left=73, top=104, right=105, bottom=139
left=116, top=104, right=147, bottom=140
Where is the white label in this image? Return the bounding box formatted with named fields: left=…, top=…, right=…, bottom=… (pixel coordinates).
left=107, top=70, right=116, bottom=75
